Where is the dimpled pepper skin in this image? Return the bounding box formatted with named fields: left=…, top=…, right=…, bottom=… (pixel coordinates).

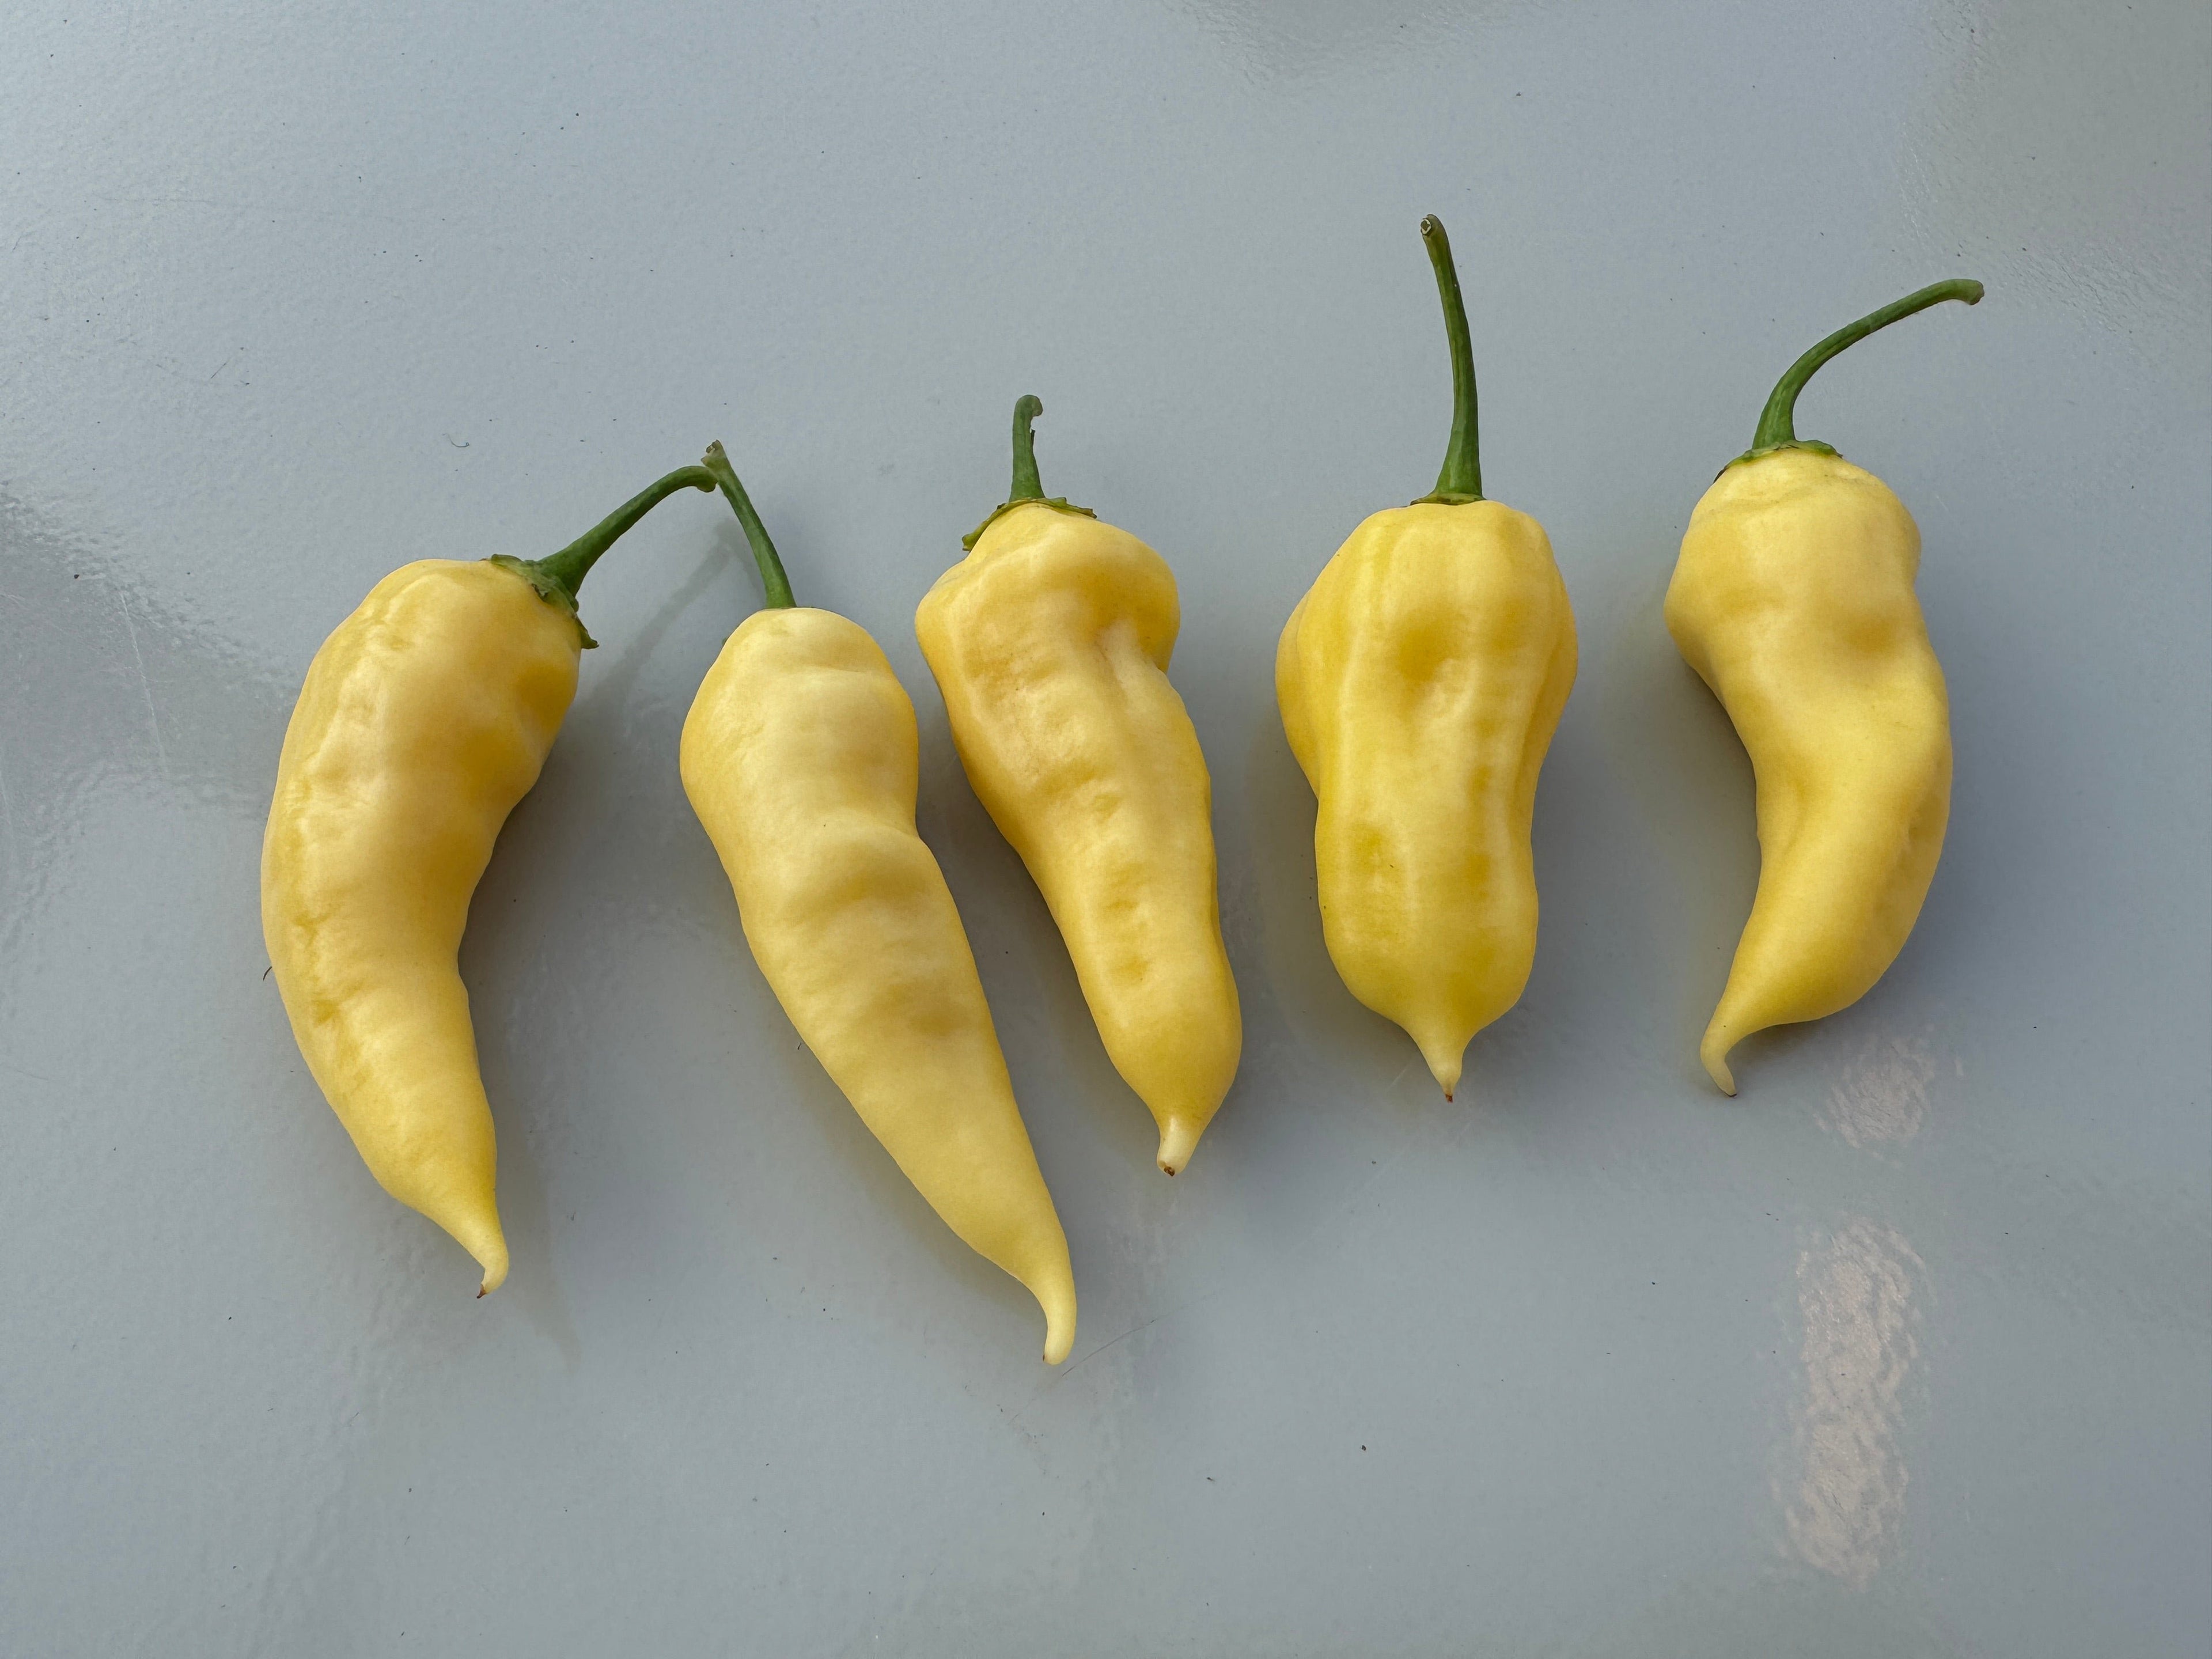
left=1666, top=278, right=1980, bottom=1094
left=264, top=561, right=570, bottom=1291
left=916, top=402, right=1242, bottom=1176
left=1668, top=453, right=1950, bottom=1093
left=1278, top=502, right=1575, bottom=1098
left=263, top=467, right=714, bottom=1291
left=682, top=449, right=1075, bottom=1363
left=1277, top=216, right=1576, bottom=1100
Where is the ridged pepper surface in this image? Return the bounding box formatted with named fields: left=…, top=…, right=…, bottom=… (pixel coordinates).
left=1277, top=217, right=1576, bottom=1099
left=682, top=447, right=1076, bottom=1362
left=1666, top=279, right=1982, bottom=1093
left=916, top=400, right=1241, bottom=1176
left=264, top=464, right=715, bottom=1291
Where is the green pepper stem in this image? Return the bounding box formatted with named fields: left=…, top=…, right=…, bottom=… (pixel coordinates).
left=494, top=463, right=718, bottom=645
left=1751, top=278, right=1986, bottom=452
left=1416, top=215, right=1483, bottom=505
left=1009, top=394, right=1047, bottom=502
left=699, top=441, right=796, bottom=610
left=531, top=464, right=717, bottom=603
left=960, top=395, right=1097, bottom=550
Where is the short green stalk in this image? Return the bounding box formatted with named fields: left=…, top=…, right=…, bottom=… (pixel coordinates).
left=699, top=442, right=796, bottom=609
left=1415, top=214, right=1484, bottom=506
left=963, top=395, right=1098, bottom=550
left=1007, top=394, right=1048, bottom=504
left=1741, top=278, right=1985, bottom=465
left=492, top=464, right=718, bottom=647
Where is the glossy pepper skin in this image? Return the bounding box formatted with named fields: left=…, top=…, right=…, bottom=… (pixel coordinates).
left=681, top=448, right=1075, bottom=1363
left=263, top=465, right=716, bottom=1291
left=1667, top=279, right=1982, bottom=1094
left=916, top=399, right=1240, bottom=1175
left=1277, top=216, right=1576, bottom=1099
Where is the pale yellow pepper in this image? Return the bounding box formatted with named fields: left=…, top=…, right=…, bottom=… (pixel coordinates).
left=915, top=398, right=1242, bottom=1175
left=1668, top=279, right=1981, bottom=1094
left=1277, top=217, right=1577, bottom=1099
left=681, top=447, right=1075, bottom=1362
left=263, top=463, right=717, bottom=1291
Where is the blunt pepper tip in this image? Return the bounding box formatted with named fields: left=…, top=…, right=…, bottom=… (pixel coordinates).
left=1156, top=1117, right=1204, bottom=1177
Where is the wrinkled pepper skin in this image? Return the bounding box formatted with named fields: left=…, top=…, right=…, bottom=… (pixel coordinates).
left=1278, top=502, right=1576, bottom=1098
left=1666, top=276, right=1980, bottom=1095
left=1668, top=452, right=1951, bottom=1095
left=683, top=607, right=1077, bottom=1363
left=918, top=477, right=1242, bottom=1177
left=1277, top=216, right=1577, bottom=1099
left=263, top=463, right=711, bottom=1291
left=263, top=559, right=579, bottom=1293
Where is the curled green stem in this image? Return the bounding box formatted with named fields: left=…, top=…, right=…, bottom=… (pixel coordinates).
left=1748, top=278, right=1986, bottom=458
left=1415, top=214, right=1483, bottom=505
left=963, top=395, right=1097, bottom=550
left=699, top=442, right=796, bottom=609
left=494, top=463, right=717, bottom=646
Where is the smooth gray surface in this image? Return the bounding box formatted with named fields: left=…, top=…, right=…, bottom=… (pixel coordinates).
left=3, top=1, right=2206, bottom=1653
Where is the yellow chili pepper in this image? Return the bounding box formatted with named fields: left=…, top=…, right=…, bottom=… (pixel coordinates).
left=915, top=399, right=1241, bottom=1176
left=681, top=446, right=1075, bottom=1363
left=1276, top=216, right=1577, bottom=1100
left=1667, top=278, right=1982, bottom=1094
left=263, top=462, right=717, bottom=1291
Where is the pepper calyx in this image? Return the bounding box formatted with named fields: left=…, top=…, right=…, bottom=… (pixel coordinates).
left=965, top=394, right=1097, bottom=548
left=961, top=495, right=1097, bottom=552
left=1411, top=490, right=1486, bottom=507
left=1717, top=438, right=1840, bottom=481
left=488, top=554, right=598, bottom=648
left=495, top=462, right=719, bottom=649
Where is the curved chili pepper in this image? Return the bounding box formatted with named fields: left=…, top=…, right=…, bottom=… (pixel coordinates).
left=681, top=446, right=1076, bottom=1362
left=915, top=400, right=1241, bottom=1175
left=263, top=464, right=716, bottom=1292
left=1666, top=278, right=1983, bottom=1094
left=1276, top=216, right=1578, bottom=1100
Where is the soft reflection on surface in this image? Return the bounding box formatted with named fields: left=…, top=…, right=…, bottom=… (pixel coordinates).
left=1819, top=1029, right=1940, bottom=1149
left=1781, top=1217, right=1925, bottom=1589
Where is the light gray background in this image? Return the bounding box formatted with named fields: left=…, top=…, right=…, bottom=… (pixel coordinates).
left=2, top=1, right=2205, bottom=1654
